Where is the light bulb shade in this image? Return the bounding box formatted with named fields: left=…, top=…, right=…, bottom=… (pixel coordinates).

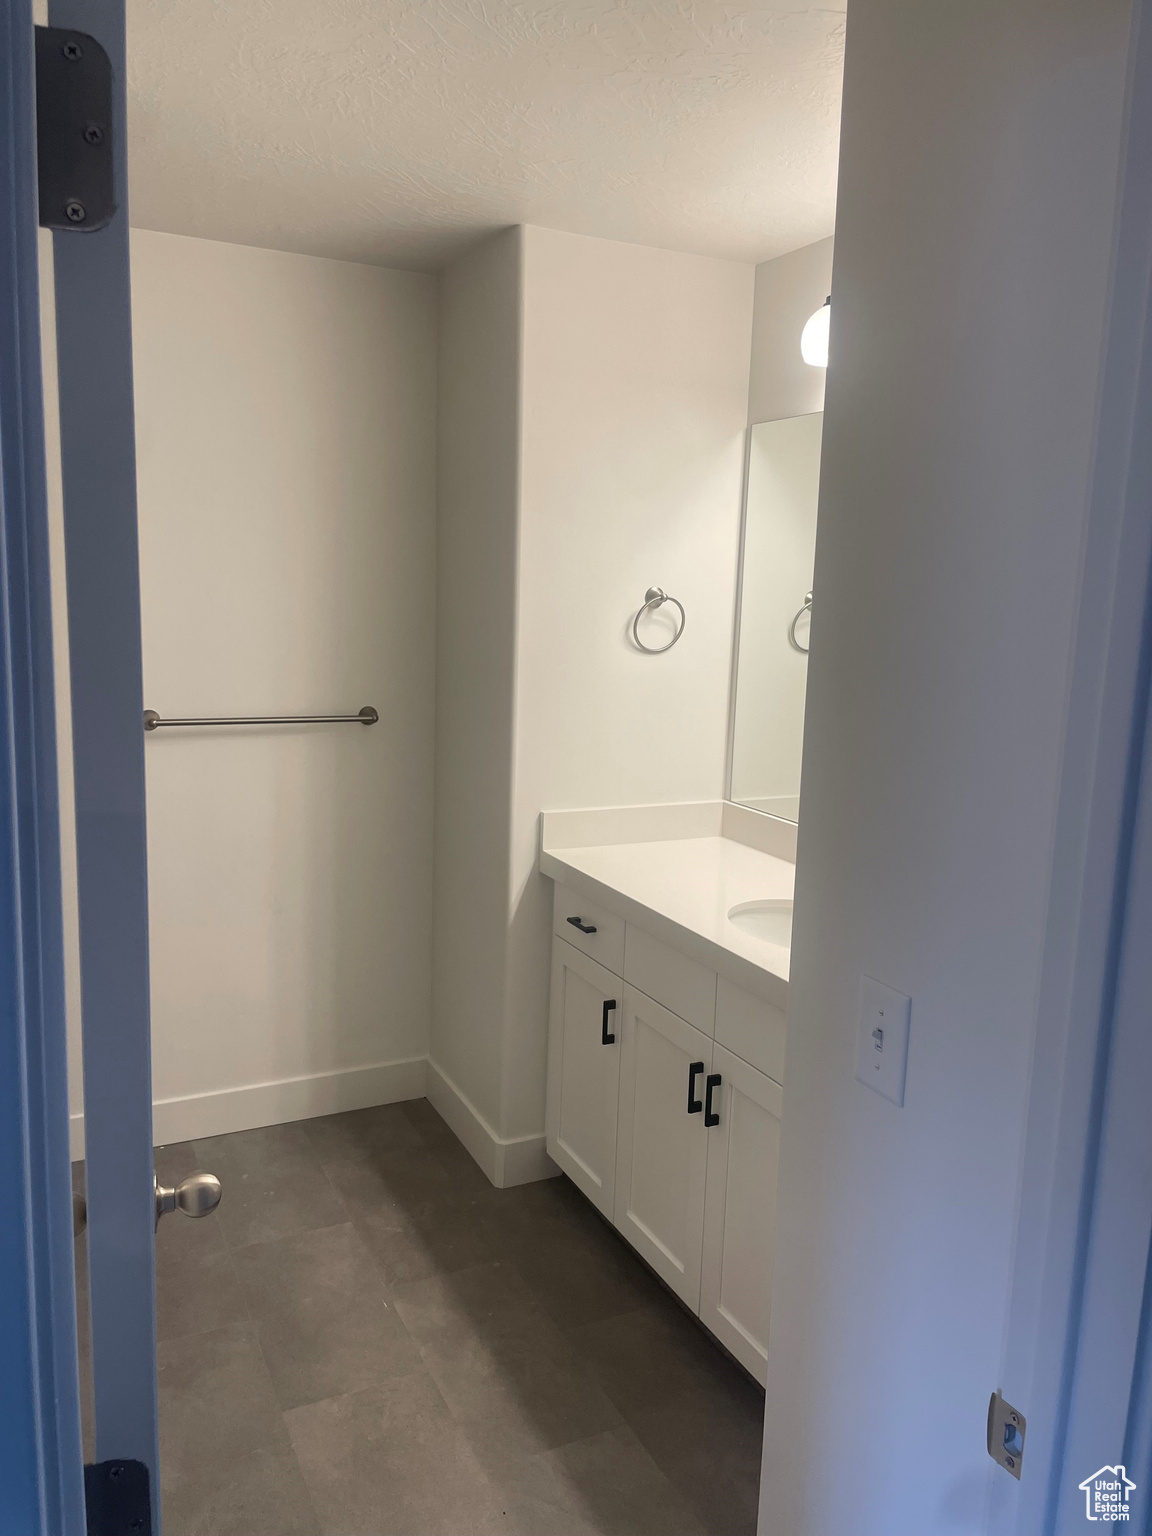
left=801, top=298, right=830, bottom=368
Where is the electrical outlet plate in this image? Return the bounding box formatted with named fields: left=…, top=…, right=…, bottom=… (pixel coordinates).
left=854, top=975, right=911, bottom=1106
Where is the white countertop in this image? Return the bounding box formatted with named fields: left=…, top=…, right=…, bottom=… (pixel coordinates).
left=539, top=817, right=794, bottom=1008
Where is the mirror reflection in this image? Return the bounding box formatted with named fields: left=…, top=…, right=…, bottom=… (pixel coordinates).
left=729, top=412, right=823, bottom=821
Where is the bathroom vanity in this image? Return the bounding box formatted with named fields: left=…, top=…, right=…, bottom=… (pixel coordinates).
left=539, top=801, right=795, bottom=1384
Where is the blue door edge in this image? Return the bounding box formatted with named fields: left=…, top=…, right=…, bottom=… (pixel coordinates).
left=0, top=0, right=87, bottom=1530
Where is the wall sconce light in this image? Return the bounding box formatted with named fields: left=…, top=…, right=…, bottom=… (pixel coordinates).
left=801, top=296, right=830, bottom=368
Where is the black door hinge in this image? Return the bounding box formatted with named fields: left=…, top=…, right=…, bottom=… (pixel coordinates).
left=84, top=1459, right=151, bottom=1535
left=35, top=26, right=116, bottom=231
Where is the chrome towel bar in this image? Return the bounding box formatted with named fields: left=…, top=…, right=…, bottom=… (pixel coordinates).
left=143, top=705, right=378, bottom=732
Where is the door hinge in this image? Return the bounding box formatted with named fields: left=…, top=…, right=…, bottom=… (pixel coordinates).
left=84, top=1459, right=151, bottom=1535
left=35, top=26, right=116, bottom=231
left=987, top=1390, right=1026, bottom=1479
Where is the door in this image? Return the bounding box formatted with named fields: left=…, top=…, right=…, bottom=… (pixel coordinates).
left=614, top=984, right=711, bottom=1308
left=700, top=1043, right=783, bottom=1384
left=0, top=5, right=85, bottom=1526
left=2, top=1, right=165, bottom=1529
left=545, top=938, right=622, bottom=1217
left=34, top=0, right=186, bottom=1527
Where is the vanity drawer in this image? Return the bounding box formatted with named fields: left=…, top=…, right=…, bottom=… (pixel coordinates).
left=624, top=925, right=716, bottom=1035
left=552, top=884, right=625, bottom=976
left=715, top=977, right=786, bottom=1085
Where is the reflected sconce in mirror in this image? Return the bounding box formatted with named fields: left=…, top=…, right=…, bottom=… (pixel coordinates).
left=801, top=296, right=830, bottom=368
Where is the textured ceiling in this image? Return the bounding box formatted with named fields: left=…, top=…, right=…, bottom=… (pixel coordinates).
left=126, top=1, right=845, bottom=273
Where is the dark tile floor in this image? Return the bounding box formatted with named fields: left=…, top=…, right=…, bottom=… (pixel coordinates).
left=74, top=1097, right=764, bottom=1536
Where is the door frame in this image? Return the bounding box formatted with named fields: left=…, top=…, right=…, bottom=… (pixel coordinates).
left=0, top=0, right=85, bottom=1528
left=995, top=0, right=1152, bottom=1528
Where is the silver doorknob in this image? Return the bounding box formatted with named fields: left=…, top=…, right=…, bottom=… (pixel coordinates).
left=154, top=1171, right=221, bottom=1227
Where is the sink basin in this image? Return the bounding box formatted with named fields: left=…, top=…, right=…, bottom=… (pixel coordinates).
left=727, top=899, right=793, bottom=947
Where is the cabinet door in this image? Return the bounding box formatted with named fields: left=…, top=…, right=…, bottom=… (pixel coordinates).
left=546, top=939, right=623, bottom=1217
left=614, top=986, right=711, bottom=1309
left=700, top=1042, right=783, bottom=1384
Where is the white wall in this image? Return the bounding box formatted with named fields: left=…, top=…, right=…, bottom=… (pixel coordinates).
left=748, top=237, right=833, bottom=425
left=429, top=225, right=754, bottom=1166
left=430, top=228, right=522, bottom=1139
left=760, top=1, right=1130, bottom=1532
left=507, top=226, right=755, bottom=1138
left=115, top=231, right=437, bottom=1145
left=58, top=218, right=751, bottom=1168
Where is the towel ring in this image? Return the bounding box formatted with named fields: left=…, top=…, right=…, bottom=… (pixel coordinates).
left=788, top=591, right=813, bottom=654
left=632, top=587, right=686, bottom=653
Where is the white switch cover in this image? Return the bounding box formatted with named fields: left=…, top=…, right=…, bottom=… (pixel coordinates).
left=855, top=975, right=911, bottom=1106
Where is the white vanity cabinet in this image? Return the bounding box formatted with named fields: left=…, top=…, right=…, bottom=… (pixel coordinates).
left=614, top=986, right=711, bottom=1308
left=544, top=880, right=785, bottom=1384
left=545, top=940, right=622, bottom=1219
left=700, top=1043, right=782, bottom=1380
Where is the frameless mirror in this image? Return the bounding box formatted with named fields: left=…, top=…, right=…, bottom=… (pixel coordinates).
left=728, top=412, right=823, bottom=821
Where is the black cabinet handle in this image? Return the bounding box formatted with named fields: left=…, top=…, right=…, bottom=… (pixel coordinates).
left=687, top=1062, right=705, bottom=1113
left=704, top=1073, right=721, bottom=1127
left=602, top=999, right=617, bottom=1045
left=567, top=916, right=597, bottom=935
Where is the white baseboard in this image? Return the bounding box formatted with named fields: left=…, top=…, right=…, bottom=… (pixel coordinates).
left=68, top=1054, right=556, bottom=1191
left=69, top=1055, right=428, bottom=1161
left=425, top=1058, right=558, bottom=1189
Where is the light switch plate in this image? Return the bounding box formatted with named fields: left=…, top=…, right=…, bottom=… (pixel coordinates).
left=855, top=975, right=911, bottom=1105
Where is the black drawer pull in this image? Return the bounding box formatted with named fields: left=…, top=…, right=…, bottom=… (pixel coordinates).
left=704, top=1073, right=721, bottom=1127
left=602, top=999, right=617, bottom=1045
left=687, top=1061, right=704, bottom=1113
left=567, top=915, right=597, bottom=935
